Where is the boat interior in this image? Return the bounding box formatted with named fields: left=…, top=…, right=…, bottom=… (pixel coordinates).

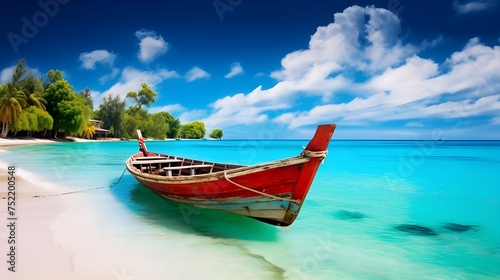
left=130, top=153, right=244, bottom=177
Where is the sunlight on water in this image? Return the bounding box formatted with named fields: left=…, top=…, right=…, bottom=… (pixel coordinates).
left=2, top=139, right=500, bottom=279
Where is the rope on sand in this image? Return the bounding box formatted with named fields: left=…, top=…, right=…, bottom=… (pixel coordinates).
left=31, top=168, right=128, bottom=198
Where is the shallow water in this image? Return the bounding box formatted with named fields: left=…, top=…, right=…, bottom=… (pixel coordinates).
left=2, top=139, right=500, bottom=279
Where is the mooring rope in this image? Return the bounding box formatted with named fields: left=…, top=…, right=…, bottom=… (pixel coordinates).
left=223, top=171, right=301, bottom=204
left=300, top=149, right=328, bottom=159
left=32, top=167, right=128, bottom=198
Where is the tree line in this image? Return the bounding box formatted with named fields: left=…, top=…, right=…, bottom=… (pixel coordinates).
left=0, top=59, right=223, bottom=140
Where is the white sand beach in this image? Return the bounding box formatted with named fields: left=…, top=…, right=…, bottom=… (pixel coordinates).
left=0, top=139, right=110, bottom=279
left=0, top=139, right=275, bottom=280
left=0, top=159, right=80, bottom=279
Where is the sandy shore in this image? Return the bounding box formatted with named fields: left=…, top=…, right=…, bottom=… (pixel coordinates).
left=0, top=163, right=82, bottom=279
left=0, top=138, right=58, bottom=148
left=0, top=140, right=88, bottom=279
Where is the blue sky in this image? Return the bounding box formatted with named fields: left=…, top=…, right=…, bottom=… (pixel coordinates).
left=1, top=0, right=499, bottom=139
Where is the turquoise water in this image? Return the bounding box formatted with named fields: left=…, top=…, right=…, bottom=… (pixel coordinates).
left=2, top=140, right=500, bottom=279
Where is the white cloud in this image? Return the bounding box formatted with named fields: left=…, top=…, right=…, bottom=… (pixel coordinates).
left=0, top=66, right=16, bottom=83
left=201, top=5, right=500, bottom=137
left=492, top=116, right=500, bottom=124
left=270, top=6, right=415, bottom=81
left=149, top=104, right=185, bottom=114
left=179, top=109, right=207, bottom=124
left=79, top=50, right=116, bottom=70
left=98, top=68, right=120, bottom=84
left=405, top=122, right=425, bottom=127
left=224, top=62, right=244, bottom=78
left=186, top=67, right=211, bottom=82
left=136, top=29, right=168, bottom=63
left=453, top=0, right=497, bottom=14
left=1, top=65, right=42, bottom=83
left=96, top=66, right=179, bottom=106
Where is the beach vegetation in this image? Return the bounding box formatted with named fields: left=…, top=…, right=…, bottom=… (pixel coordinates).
left=96, top=94, right=126, bottom=138
left=126, top=82, right=157, bottom=111
left=209, top=128, right=224, bottom=139
left=0, top=82, right=27, bottom=137
left=44, top=77, right=90, bottom=137
left=179, top=121, right=206, bottom=139
left=80, top=122, right=96, bottom=139
left=1, top=59, right=220, bottom=140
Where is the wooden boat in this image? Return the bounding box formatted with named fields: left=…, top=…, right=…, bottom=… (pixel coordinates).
left=126, top=124, right=336, bottom=226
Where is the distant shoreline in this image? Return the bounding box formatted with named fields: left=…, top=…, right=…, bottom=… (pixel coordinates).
left=0, top=137, right=123, bottom=148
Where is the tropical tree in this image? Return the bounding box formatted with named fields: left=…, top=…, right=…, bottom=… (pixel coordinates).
left=179, top=121, right=206, bottom=139
left=45, top=69, right=63, bottom=86
left=209, top=128, right=224, bottom=139
left=122, top=113, right=142, bottom=139
left=78, top=87, right=93, bottom=109
left=143, top=112, right=169, bottom=139
left=97, top=94, right=126, bottom=137
left=44, top=75, right=90, bottom=137
left=30, top=106, right=53, bottom=137
left=80, top=122, right=96, bottom=139
left=9, top=110, right=31, bottom=136
left=157, top=111, right=181, bottom=138
left=126, top=82, right=157, bottom=111
left=0, top=83, right=27, bottom=137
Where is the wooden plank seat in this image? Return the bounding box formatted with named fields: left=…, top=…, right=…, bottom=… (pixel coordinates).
left=132, top=159, right=183, bottom=173
left=135, top=156, right=168, bottom=160
left=131, top=159, right=182, bottom=165
left=163, top=164, right=213, bottom=176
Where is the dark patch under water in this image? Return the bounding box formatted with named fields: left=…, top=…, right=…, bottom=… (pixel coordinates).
left=394, top=224, right=438, bottom=236
left=335, top=210, right=366, bottom=220
left=443, top=223, right=478, bottom=233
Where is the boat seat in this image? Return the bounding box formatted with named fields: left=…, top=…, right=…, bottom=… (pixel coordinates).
left=134, top=156, right=167, bottom=160
left=131, top=159, right=182, bottom=165
left=163, top=164, right=213, bottom=176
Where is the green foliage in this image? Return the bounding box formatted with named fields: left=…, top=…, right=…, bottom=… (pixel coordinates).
left=122, top=113, right=143, bottom=139
left=43, top=77, right=90, bottom=137
left=126, top=82, right=157, bottom=110
left=10, top=110, right=30, bottom=133
left=46, top=69, right=63, bottom=85
left=2, top=60, right=209, bottom=141
left=44, top=79, right=75, bottom=120
left=143, top=112, right=169, bottom=140
left=209, top=128, right=224, bottom=139
left=78, top=87, right=93, bottom=109
left=179, top=121, right=206, bottom=139
left=31, top=106, right=53, bottom=132
left=0, top=82, right=27, bottom=137
left=10, top=106, right=53, bottom=134
left=11, top=59, right=28, bottom=85
left=158, top=111, right=181, bottom=138
left=80, top=122, right=96, bottom=139
left=97, top=95, right=126, bottom=137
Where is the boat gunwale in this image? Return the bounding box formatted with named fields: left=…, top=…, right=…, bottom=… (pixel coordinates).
left=126, top=153, right=312, bottom=184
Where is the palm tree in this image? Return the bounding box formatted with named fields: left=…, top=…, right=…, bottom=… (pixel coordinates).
left=26, top=92, right=47, bottom=110
left=0, top=83, right=27, bottom=137
left=80, top=123, right=96, bottom=139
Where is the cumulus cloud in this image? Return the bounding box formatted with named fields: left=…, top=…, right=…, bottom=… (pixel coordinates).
left=149, top=104, right=185, bottom=114
left=1, top=65, right=42, bottom=83
left=95, top=66, right=179, bottom=105
left=79, top=50, right=116, bottom=69
left=0, top=65, right=16, bottom=83
left=179, top=109, right=207, bottom=123
left=136, top=29, right=168, bottom=63
left=186, top=66, right=211, bottom=82
left=98, top=68, right=120, bottom=84
left=201, top=5, right=500, bottom=136
left=224, top=62, right=244, bottom=78
left=453, top=0, right=497, bottom=14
